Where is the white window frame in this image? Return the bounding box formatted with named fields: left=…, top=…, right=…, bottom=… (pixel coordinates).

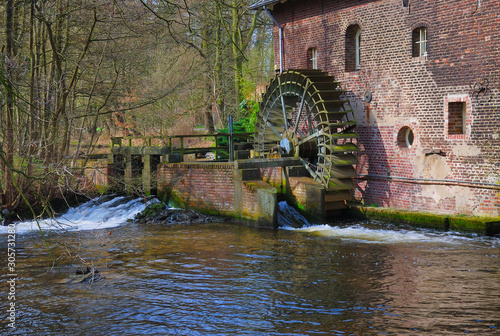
left=405, top=127, right=414, bottom=148
left=355, top=29, right=361, bottom=70
left=416, top=27, right=427, bottom=57
left=310, top=48, right=317, bottom=69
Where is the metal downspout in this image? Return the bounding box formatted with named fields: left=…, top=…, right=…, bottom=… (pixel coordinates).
left=263, top=6, right=283, bottom=74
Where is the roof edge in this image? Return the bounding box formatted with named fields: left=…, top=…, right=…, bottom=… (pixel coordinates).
left=248, top=0, right=286, bottom=10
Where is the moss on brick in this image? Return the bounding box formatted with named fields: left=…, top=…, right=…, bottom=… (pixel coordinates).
left=449, top=217, right=500, bottom=235
left=356, top=207, right=449, bottom=230
left=349, top=206, right=500, bottom=235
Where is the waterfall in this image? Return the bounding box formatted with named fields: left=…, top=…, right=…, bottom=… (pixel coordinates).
left=0, top=196, right=150, bottom=234
left=277, top=201, right=311, bottom=228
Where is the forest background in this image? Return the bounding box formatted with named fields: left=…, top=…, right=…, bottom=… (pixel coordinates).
left=0, top=0, right=274, bottom=217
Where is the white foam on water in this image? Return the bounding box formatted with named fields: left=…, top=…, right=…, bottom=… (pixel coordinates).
left=277, top=201, right=496, bottom=245
left=286, top=224, right=473, bottom=244
left=0, top=196, right=148, bottom=234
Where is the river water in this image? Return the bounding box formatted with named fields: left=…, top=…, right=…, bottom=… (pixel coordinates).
left=1, top=198, right=499, bottom=335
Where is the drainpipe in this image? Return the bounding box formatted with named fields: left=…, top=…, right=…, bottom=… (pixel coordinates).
left=263, top=6, right=283, bottom=74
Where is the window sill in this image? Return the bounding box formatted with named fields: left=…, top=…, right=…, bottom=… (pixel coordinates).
left=411, top=55, right=428, bottom=63
left=446, top=134, right=468, bottom=141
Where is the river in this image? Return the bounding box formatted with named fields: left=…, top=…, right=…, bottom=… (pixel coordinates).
left=1, top=197, right=499, bottom=335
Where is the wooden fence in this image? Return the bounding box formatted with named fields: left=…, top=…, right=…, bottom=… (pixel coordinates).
left=110, top=132, right=254, bottom=161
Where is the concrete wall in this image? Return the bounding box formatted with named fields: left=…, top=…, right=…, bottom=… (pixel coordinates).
left=270, top=0, right=499, bottom=216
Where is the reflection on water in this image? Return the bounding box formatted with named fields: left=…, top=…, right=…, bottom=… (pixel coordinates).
left=2, top=220, right=499, bottom=335
left=1, top=200, right=499, bottom=335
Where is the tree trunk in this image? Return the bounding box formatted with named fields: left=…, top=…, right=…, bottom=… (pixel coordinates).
left=3, top=0, right=17, bottom=206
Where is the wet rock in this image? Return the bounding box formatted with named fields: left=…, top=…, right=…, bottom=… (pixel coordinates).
left=76, top=267, right=102, bottom=284
left=134, top=202, right=225, bottom=225
left=1, top=208, right=16, bottom=220
left=76, top=266, right=91, bottom=275
left=2, top=208, right=10, bottom=217
left=55, top=266, right=103, bottom=284
left=1, top=218, right=12, bottom=226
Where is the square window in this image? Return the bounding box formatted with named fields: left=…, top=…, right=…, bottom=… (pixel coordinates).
left=445, top=95, right=470, bottom=140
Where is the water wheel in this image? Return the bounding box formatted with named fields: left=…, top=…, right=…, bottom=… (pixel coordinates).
left=254, top=69, right=358, bottom=209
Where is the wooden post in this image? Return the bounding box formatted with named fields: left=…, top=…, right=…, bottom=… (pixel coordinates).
left=180, top=136, right=184, bottom=158
left=229, top=116, right=234, bottom=162
left=142, top=153, right=151, bottom=196
left=215, top=135, right=219, bottom=160
left=124, top=152, right=133, bottom=193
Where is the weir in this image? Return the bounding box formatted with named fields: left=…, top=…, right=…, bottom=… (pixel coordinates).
left=157, top=157, right=331, bottom=229
left=85, top=138, right=354, bottom=229
left=110, top=145, right=169, bottom=195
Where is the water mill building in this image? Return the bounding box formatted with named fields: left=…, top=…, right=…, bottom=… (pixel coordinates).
left=250, top=0, right=500, bottom=217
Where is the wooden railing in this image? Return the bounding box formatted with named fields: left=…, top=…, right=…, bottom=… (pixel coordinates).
left=110, top=132, right=254, bottom=161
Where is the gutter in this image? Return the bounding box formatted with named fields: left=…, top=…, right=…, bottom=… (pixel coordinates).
left=262, top=6, right=283, bottom=74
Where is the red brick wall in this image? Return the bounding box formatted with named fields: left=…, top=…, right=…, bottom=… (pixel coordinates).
left=242, top=182, right=259, bottom=218
left=261, top=167, right=284, bottom=192
left=270, top=0, right=499, bottom=216
left=157, top=162, right=236, bottom=215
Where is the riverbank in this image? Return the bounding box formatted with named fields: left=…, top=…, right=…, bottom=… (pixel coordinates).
left=349, top=206, right=500, bottom=236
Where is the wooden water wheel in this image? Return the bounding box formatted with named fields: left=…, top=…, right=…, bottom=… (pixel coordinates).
left=254, top=69, right=358, bottom=211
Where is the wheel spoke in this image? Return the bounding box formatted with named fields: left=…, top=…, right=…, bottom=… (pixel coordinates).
left=294, top=84, right=309, bottom=134
left=298, top=130, right=323, bottom=146
left=266, top=121, right=282, bottom=138
left=278, top=76, right=289, bottom=130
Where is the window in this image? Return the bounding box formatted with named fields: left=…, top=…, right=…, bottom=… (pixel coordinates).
left=345, top=25, right=361, bottom=72
left=397, top=126, right=414, bottom=149
left=412, top=27, right=427, bottom=57
left=445, top=95, right=470, bottom=139
left=307, top=48, right=317, bottom=69
left=448, top=102, right=466, bottom=135
left=355, top=29, right=361, bottom=70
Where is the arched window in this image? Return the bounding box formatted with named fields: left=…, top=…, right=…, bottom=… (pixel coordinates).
left=345, top=25, right=361, bottom=72
left=307, top=48, right=317, bottom=69
left=412, top=27, right=427, bottom=57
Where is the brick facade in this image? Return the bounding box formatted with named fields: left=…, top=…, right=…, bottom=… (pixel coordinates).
left=267, top=0, right=499, bottom=216
left=157, top=162, right=279, bottom=227
left=157, top=162, right=236, bottom=215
